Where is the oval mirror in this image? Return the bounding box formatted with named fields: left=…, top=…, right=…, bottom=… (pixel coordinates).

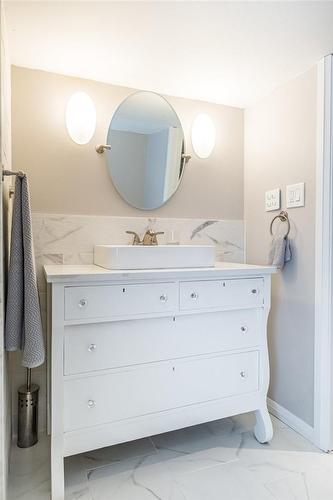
left=106, top=91, right=186, bottom=210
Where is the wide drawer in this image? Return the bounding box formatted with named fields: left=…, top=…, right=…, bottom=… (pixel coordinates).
left=64, top=282, right=177, bottom=320
left=64, top=350, right=259, bottom=431
left=64, top=309, right=260, bottom=375
left=180, top=278, right=264, bottom=311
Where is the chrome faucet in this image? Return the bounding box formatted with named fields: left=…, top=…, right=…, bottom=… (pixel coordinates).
left=126, top=230, right=164, bottom=246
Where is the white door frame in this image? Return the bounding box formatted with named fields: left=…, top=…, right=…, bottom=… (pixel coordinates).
left=314, top=54, right=333, bottom=451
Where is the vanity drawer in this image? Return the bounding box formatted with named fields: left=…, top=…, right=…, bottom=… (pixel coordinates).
left=64, top=282, right=177, bottom=320
left=180, top=278, right=264, bottom=311
left=64, top=309, right=260, bottom=375
left=64, top=350, right=259, bottom=432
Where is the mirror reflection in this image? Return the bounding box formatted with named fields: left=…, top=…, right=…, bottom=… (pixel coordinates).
left=107, top=91, right=185, bottom=210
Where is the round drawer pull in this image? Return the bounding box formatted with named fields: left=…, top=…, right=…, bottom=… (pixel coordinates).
left=87, top=399, right=96, bottom=409
left=78, top=298, right=88, bottom=308
left=251, top=289, right=258, bottom=295
left=240, top=371, right=248, bottom=378
left=160, top=294, right=168, bottom=302
left=190, top=292, right=199, bottom=300
left=88, top=344, right=96, bottom=352
left=240, top=326, right=248, bottom=333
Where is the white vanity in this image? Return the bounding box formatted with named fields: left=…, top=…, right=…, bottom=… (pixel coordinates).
left=45, top=262, right=275, bottom=499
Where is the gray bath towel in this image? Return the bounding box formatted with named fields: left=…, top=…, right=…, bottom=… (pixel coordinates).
left=5, top=173, right=45, bottom=368
left=268, top=235, right=292, bottom=270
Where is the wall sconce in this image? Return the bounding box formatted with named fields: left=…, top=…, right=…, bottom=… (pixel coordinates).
left=65, top=92, right=96, bottom=145
left=191, top=113, right=216, bottom=159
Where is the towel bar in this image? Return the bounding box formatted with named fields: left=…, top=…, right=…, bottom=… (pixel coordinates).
left=2, top=169, right=25, bottom=179
left=2, top=169, right=25, bottom=198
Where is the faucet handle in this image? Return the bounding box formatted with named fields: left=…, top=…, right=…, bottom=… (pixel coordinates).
left=150, top=231, right=165, bottom=245
left=126, top=231, right=141, bottom=245
left=153, top=232, right=164, bottom=244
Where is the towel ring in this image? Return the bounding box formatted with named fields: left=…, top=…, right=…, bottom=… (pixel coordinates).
left=270, top=211, right=290, bottom=238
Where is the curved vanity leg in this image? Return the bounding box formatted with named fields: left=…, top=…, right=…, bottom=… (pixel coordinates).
left=254, top=275, right=273, bottom=445
left=254, top=406, right=273, bottom=444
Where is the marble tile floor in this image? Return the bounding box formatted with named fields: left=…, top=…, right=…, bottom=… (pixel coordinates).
left=7, top=413, right=333, bottom=500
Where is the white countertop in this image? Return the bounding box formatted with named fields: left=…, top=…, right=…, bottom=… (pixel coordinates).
left=44, top=262, right=277, bottom=284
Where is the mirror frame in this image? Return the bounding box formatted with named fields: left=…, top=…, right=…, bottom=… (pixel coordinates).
left=98, top=91, right=190, bottom=210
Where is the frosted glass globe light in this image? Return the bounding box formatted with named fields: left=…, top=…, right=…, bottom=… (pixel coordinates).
left=191, top=113, right=216, bottom=159
left=65, top=92, right=96, bottom=145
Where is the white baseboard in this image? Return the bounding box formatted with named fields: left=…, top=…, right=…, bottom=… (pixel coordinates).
left=267, top=397, right=314, bottom=443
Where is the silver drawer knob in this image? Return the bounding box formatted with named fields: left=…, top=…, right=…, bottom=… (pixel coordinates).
left=160, top=294, right=168, bottom=302
left=190, top=292, right=199, bottom=300
left=240, top=371, right=248, bottom=378
left=87, top=399, right=96, bottom=408
left=251, top=289, right=258, bottom=294
left=88, top=344, right=96, bottom=352
left=240, top=326, right=248, bottom=333
left=78, top=298, right=88, bottom=308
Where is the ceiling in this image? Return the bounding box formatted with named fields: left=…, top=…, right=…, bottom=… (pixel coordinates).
left=4, top=1, right=333, bottom=108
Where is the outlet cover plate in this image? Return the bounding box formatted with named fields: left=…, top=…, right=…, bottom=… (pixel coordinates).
left=265, top=188, right=281, bottom=211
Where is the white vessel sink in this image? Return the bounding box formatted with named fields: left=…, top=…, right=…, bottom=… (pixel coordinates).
left=94, top=245, right=215, bottom=270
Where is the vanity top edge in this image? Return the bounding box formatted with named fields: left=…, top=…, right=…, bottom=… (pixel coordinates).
left=44, top=262, right=277, bottom=283
left=95, top=244, right=215, bottom=248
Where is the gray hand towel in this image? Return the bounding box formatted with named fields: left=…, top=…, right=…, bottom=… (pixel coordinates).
left=268, top=235, right=292, bottom=270
left=5, top=173, right=45, bottom=368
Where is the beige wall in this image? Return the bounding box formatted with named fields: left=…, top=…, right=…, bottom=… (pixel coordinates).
left=244, top=67, right=317, bottom=426
left=11, top=66, right=244, bottom=219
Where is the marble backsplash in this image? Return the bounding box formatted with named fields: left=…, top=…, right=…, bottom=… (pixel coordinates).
left=11, top=214, right=244, bottom=437
left=32, top=214, right=244, bottom=287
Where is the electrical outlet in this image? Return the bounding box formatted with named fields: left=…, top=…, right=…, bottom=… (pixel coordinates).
left=265, top=188, right=281, bottom=211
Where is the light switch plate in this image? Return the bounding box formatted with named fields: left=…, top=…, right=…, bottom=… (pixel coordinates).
left=286, top=182, right=305, bottom=208
left=265, top=188, right=281, bottom=211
